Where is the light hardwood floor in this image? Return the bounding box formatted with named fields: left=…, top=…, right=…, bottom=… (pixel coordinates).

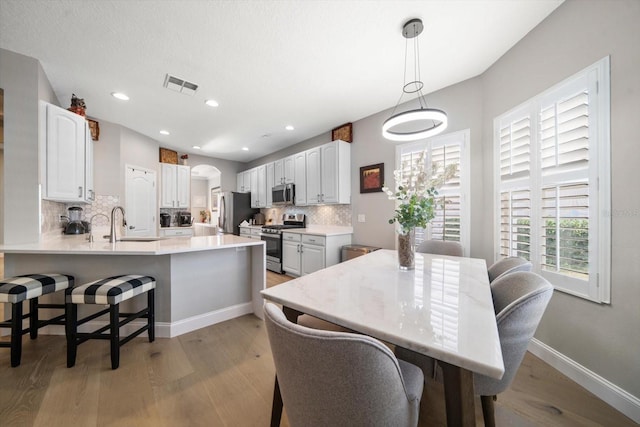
left=0, top=269, right=635, bottom=426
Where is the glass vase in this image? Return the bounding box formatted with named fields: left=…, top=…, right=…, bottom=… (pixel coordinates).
left=397, top=228, right=416, bottom=270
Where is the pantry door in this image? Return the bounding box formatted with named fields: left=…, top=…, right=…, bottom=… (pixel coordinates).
left=125, top=165, right=157, bottom=236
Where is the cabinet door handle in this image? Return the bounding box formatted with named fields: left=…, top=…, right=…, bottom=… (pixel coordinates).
left=78, top=186, right=83, bottom=198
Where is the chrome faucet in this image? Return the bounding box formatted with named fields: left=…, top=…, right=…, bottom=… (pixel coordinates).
left=109, top=206, right=127, bottom=243
left=87, top=213, right=109, bottom=243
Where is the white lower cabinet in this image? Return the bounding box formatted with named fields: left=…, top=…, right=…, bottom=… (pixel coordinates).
left=159, top=227, right=193, bottom=237
left=282, top=232, right=351, bottom=277
left=282, top=235, right=302, bottom=276
left=240, top=226, right=263, bottom=239
left=300, top=235, right=325, bottom=276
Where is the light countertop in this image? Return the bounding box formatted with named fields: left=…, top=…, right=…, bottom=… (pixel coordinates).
left=281, top=225, right=353, bottom=236
left=239, top=224, right=352, bottom=236
left=0, top=233, right=263, bottom=256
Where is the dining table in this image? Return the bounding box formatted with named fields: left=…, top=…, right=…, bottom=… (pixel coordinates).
left=260, top=248, right=505, bottom=427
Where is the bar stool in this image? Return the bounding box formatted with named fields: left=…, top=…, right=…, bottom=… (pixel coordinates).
left=65, top=274, right=155, bottom=370
left=0, top=274, right=74, bottom=367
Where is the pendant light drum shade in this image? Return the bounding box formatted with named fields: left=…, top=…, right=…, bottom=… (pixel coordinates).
left=382, top=108, right=448, bottom=142
left=382, top=18, right=448, bottom=142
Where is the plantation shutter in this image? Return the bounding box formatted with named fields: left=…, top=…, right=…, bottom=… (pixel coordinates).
left=498, top=108, right=532, bottom=260
left=500, top=116, right=531, bottom=180
left=396, top=130, right=470, bottom=253
left=431, top=143, right=462, bottom=242
left=494, top=57, right=610, bottom=303
left=540, top=183, right=589, bottom=279
left=499, top=189, right=531, bottom=260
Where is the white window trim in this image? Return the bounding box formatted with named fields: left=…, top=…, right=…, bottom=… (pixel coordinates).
left=493, top=56, right=611, bottom=303
left=395, top=129, right=471, bottom=255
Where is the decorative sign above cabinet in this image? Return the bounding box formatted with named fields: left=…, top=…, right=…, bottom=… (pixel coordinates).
left=331, top=122, right=352, bottom=143
left=159, top=147, right=178, bottom=164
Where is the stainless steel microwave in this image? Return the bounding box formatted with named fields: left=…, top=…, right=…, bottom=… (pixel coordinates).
left=272, top=183, right=295, bottom=206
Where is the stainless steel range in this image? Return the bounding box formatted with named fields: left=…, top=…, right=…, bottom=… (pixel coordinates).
left=262, top=214, right=306, bottom=273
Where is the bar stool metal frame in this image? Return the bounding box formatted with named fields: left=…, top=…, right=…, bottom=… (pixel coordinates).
left=65, top=275, right=155, bottom=370
left=0, top=274, right=74, bottom=367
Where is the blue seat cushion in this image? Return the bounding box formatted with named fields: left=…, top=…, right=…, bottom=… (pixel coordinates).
left=67, top=275, right=155, bottom=305
left=0, top=274, right=74, bottom=304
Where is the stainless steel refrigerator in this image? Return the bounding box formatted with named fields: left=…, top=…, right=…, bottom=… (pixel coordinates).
left=218, top=192, right=259, bottom=235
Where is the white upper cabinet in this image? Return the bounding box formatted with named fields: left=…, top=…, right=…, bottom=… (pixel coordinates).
left=251, top=165, right=267, bottom=208
left=237, top=170, right=251, bottom=193
left=306, top=147, right=321, bottom=205
left=320, top=140, right=350, bottom=204
left=176, top=164, right=190, bottom=208
left=40, top=101, right=93, bottom=203
left=238, top=140, right=350, bottom=207
left=237, top=172, right=244, bottom=192
left=305, top=140, right=350, bottom=205
left=160, top=163, right=190, bottom=208
left=293, top=151, right=307, bottom=205
left=273, top=156, right=295, bottom=185
left=266, top=162, right=275, bottom=207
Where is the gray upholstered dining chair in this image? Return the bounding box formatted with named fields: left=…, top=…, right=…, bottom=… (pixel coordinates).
left=263, top=303, right=424, bottom=427
left=395, top=271, right=553, bottom=427
left=487, top=256, right=532, bottom=283
left=416, top=240, right=464, bottom=256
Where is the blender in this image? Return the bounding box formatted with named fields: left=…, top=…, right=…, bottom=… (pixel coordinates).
left=64, top=206, right=86, bottom=234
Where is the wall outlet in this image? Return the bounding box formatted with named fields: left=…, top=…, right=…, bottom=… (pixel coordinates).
left=357, top=214, right=366, bottom=223
left=58, top=215, right=66, bottom=222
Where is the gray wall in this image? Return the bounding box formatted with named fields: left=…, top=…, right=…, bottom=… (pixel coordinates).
left=92, top=119, right=121, bottom=196
left=0, top=49, right=57, bottom=244
left=481, top=0, right=640, bottom=398
left=188, top=153, right=244, bottom=192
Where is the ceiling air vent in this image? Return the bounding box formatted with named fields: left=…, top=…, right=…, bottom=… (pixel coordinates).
left=163, top=74, right=198, bottom=96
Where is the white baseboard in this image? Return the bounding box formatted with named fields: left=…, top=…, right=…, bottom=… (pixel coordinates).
left=163, top=303, right=254, bottom=338
left=529, top=338, right=640, bottom=423
left=36, top=302, right=255, bottom=339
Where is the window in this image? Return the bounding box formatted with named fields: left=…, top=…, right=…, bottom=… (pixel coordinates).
left=396, top=129, right=470, bottom=254
left=495, top=57, right=610, bottom=303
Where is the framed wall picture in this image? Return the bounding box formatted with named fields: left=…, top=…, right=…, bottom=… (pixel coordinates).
left=360, top=163, right=384, bottom=193
left=210, top=186, right=221, bottom=211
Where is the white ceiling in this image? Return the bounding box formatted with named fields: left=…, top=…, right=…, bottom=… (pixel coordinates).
left=0, top=0, right=562, bottom=162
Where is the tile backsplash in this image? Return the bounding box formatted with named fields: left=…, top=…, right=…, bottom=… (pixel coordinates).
left=263, top=204, right=352, bottom=226
left=42, top=197, right=352, bottom=234
left=41, top=195, right=120, bottom=234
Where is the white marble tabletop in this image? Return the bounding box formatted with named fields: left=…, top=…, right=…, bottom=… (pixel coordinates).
left=261, top=249, right=504, bottom=379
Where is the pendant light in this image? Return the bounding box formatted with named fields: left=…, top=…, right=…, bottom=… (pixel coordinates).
left=382, top=19, right=447, bottom=142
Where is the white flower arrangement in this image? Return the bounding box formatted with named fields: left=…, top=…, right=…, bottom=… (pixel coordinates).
left=382, top=151, right=457, bottom=235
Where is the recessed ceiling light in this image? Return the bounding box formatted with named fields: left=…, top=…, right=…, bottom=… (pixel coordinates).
left=159, top=130, right=170, bottom=135
left=111, top=92, right=130, bottom=101
left=205, top=99, right=219, bottom=107
left=192, top=145, right=201, bottom=150
left=242, top=147, right=249, bottom=151
left=285, top=125, right=294, bottom=131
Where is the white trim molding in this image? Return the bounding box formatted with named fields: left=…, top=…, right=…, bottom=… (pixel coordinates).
left=529, top=339, right=640, bottom=423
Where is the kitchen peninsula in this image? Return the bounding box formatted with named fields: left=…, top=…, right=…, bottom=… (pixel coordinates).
left=0, top=234, right=265, bottom=338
